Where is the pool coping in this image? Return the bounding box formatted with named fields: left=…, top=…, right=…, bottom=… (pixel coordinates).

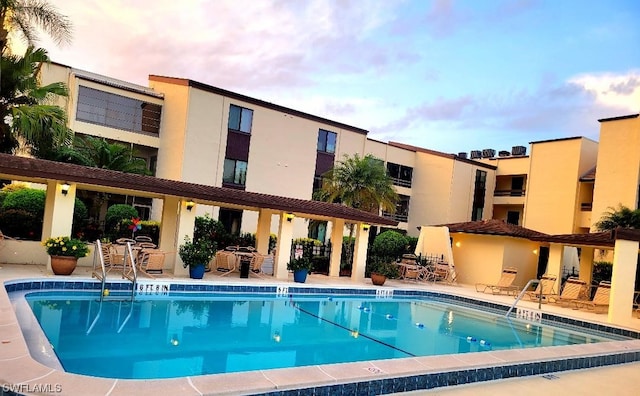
left=2, top=278, right=640, bottom=396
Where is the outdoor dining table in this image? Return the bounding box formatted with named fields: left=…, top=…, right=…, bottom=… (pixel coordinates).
left=225, top=246, right=255, bottom=278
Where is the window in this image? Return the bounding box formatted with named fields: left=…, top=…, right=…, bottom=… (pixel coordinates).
left=317, top=129, right=337, bottom=153
left=76, top=86, right=162, bottom=134
left=386, top=162, right=413, bottom=187
left=222, top=158, right=247, bottom=186
left=471, top=170, right=487, bottom=221
left=228, top=104, right=253, bottom=134
left=506, top=211, right=520, bottom=225
left=219, top=208, right=242, bottom=235
left=383, top=194, right=410, bottom=222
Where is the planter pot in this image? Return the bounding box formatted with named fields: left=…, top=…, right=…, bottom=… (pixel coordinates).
left=293, top=269, right=308, bottom=283
left=189, top=264, right=206, bottom=279
left=50, top=255, right=78, bottom=275
left=371, top=272, right=387, bottom=286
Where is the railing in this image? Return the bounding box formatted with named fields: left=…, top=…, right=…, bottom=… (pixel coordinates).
left=505, top=279, right=544, bottom=318
left=580, top=202, right=593, bottom=211
left=382, top=212, right=408, bottom=222
left=122, top=242, right=138, bottom=302
left=494, top=189, right=526, bottom=197
left=390, top=177, right=412, bottom=188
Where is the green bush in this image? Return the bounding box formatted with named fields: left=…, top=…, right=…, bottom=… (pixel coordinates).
left=371, top=230, right=408, bottom=260
left=112, top=219, right=160, bottom=242
left=593, top=261, right=613, bottom=285
left=2, top=188, right=46, bottom=217
left=104, top=204, right=138, bottom=230
left=0, top=209, right=42, bottom=240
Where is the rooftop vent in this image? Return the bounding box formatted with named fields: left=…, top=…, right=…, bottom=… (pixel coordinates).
left=470, top=150, right=482, bottom=159
left=482, top=149, right=496, bottom=158
left=512, top=146, right=526, bottom=156
left=498, top=150, right=510, bottom=157
left=457, top=152, right=468, bottom=159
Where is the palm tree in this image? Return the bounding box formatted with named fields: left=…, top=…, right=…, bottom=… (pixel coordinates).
left=54, top=135, right=151, bottom=175
left=594, top=204, right=640, bottom=231
left=315, top=153, right=398, bottom=265
left=0, top=46, right=72, bottom=155
left=0, top=0, right=72, bottom=54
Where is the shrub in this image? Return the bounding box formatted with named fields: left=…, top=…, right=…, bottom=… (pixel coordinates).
left=2, top=188, right=45, bottom=217
left=104, top=204, right=138, bottom=231
left=593, top=261, right=612, bottom=285
left=371, top=230, right=408, bottom=260
left=0, top=209, right=41, bottom=240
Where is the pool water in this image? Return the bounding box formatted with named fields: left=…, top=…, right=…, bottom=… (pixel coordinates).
left=24, top=291, right=612, bottom=379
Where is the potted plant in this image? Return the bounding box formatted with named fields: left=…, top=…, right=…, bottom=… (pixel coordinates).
left=179, top=236, right=216, bottom=279
left=287, top=256, right=314, bottom=283
left=42, top=236, right=90, bottom=275
left=369, top=258, right=399, bottom=286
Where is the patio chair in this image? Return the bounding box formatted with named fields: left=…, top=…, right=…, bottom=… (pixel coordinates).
left=249, top=253, right=266, bottom=277
left=137, top=248, right=166, bottom=278
left=425, top=263, right=451, bottom=283
left=475, top=267, right=519, bottom=295
left=548, top=277, right=589, bottom=306
left=214, top=250, right=237, bottom=276
left=522, top=274, right=557, bottom=302
left=571, top=281, right=611, bottom=313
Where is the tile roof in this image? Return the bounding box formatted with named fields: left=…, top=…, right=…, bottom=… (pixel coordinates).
left=439, top=219, right=548, bottom=239
left=0, top=154, right=398, bottom=227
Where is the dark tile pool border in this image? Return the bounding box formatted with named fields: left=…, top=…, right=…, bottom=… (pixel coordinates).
left=5, top=278, right=640, bottom=395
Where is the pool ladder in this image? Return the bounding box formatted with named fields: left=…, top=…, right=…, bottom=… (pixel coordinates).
left=505, top=278, right=544, bottom=318
left=92, top=239, right=137, bottom=303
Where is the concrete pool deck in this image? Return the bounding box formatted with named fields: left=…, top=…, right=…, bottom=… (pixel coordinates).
left=1, top=263, right=639, bottom=395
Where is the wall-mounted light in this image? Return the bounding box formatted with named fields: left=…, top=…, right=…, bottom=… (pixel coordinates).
left=532, top=249, right=538, bottom=255
left=186, top=200, right=195, bottom=211
left=285, top=213, right=295, bottom=222
left=455, top=241, right=461, bottom=248
left=61, top=183, right=70, bottom=196
left=361, top=223, right=370, bottom=232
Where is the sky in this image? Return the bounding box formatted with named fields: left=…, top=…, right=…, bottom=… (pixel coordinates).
left=18, top=0, right=640, bottom=155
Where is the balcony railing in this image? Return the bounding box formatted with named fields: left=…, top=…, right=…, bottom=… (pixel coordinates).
left=580, top=202, right=592, bottom=211
left=382, top=212, right=408, bottom=223
left=390, top=177, right=412, bottom=188
left=494, top=189, right=526, bottom=197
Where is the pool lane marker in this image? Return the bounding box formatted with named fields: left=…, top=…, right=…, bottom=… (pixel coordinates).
left=288, top=296, right=416, bottom=358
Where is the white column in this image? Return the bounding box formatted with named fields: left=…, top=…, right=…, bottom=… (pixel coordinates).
left=274, top=213, right=294, bottom=280
left=159, top=196, right=180, bottom=271
left=546, top=244, right=564, bottom=293
left=171, top=199, right=197, bottom=277
left=579, top=247, right=594, bottom=284
left=329, top=218, right=344, bottom=277
left=42, top=181, right=75, bottom=239
left=352, top=223, right=370, bottom=282
left=256, top=209, right=273, bottom=255
left=608, top=239, right=639, bottom=324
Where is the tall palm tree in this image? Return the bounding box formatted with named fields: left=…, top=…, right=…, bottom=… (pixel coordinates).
left=0, top=0, right=72, bottom=54
left=0, top=45, right=71, bottom=155
left=315, top=153, right=398, bottom=264
left=595, top=204, right=640, bottom=231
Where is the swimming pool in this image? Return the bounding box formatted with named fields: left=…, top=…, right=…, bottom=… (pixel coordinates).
left=5, top=279, right=640, bottom=395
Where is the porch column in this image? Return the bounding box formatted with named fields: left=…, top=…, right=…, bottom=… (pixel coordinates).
left=168, top=198, right=197, bottom=277
left=159, top=196, right=180, bottom=271
left=274, top=212, right=294, bottom=280
left=608, top=238, right=639, bottom=324
left=352, top=223, right=370, bottom=282
left=255, top=209, right=274, bottom=255
left=579, top=247, right=594, bottom=284
left=328, top=218, right=344, bottom=277
left=42, top=181, right=75, bottom=239
left=546, top=244, right=564, bottom=293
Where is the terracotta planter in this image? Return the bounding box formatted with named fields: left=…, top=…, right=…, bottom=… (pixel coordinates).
left=50, top=255, right=78, bottom=275
left=371, top=272, right=387, bottom=286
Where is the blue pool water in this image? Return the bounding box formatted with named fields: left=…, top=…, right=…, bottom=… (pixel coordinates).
left=24, top=291, right=613, bottom=379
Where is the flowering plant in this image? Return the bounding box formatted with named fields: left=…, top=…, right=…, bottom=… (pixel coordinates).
left=42, top=236, right=90, bottom=259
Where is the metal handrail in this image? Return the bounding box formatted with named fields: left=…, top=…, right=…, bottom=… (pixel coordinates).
left=505, top=278, right=544, bottom=317
left=122, top=242, right=138, bottom=302
left=92, top=240, right=108, bottom=301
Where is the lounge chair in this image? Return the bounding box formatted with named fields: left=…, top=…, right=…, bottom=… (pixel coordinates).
left=522, top=274, right=557, bottom=302
left=571, top=281, right=611, bottom=313
left=475, top=267, right=519, bottom=295
left=137, top=248, right=166, bottom=278
left=548, top=277, right=589, bottom=306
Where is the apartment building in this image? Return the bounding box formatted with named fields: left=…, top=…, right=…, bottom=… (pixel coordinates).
left=37, top=62, right=640, bottom=241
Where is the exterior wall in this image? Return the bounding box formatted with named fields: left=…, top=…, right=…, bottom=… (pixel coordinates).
left=336, top=127, right=367, bottom=160
left=409, top=152, right=455, bottom=229
left=364, top=139, right=388, bottom=160
left=591, top=116, right=640, bottom=230
left=449, top=233, right=538, bottom=288
left=523, top=138, right=598, bottom=234
left=488, top=156, right=530, bottom=176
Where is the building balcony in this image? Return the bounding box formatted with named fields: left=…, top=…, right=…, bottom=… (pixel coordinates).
left=382, top=212, right=408, bottom=223
left=494, top=189, right=525, bottom=197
